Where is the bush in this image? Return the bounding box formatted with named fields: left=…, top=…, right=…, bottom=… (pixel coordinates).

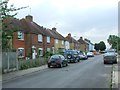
left=44, top=51, right=53, bottom=58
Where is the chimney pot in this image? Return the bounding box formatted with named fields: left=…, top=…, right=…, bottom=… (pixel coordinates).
left=52, top=27, right=56, bottom=31
left=25, top=15, right=33, bottom=22
left=80, top=37, right=83, bottom=39
left=68, top=33, right=71, bottom=37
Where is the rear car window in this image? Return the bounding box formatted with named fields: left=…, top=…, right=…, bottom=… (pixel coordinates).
left=50, top=55, right=60, bottom=60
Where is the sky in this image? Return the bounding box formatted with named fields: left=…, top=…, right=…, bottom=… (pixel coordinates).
left=8, top=0, right=119, bottom=48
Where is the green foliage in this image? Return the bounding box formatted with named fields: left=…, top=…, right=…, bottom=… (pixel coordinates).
left=56, top=52, right=64, bottom=55
left=94, top=41, right=106, bottom=51
left=44, top=51, right=53, bottom=58
left=19, top=58, right=47, bottom=70
left=107, top=35, right=120, bottom=50
left=94, top=43, right=100, bottom=51
left=99, top=41, right=106, bottom=51
left=0, top=0, right=28, bottom=19
left=1, top=0, right=28, bottom=51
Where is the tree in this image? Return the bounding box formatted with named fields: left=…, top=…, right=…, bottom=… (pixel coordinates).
left=99, top=41, right=106, bottom=51
left=1, top=0, right=28, bottom=51
left=94, top=43, right=99, bottom=51
left=94, top=41, right=106, bottom=51
left=107, top=35, right=119, bottom=50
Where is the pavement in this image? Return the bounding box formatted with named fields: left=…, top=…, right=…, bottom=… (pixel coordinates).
left=112, top=55, right=120, bottom=89
left=2, top=64, right=47, bottom=82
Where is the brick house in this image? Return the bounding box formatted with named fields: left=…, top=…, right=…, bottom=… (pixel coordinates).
left=20, top=15, right=55, bottom=58
left=4, top=15, right=55, bottom=59
left=65, top=33, right=78, bottom=50
left=49, top=28, right=66, bottom=53
left=3, top=17, right=27, bottom=58
left=78, top=37, right=89, bottom=52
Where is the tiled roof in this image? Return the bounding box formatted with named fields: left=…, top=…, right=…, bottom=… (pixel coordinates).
left=3, top=16, right=66, bottom=41
left=78, top=38, right=87, bottom=44
left=20, top=19, right=45, bottom=35
left=49, top=30, right=66, bottom=40
left=66, top=36, right=77, bottom=43
left=3, top=17, right=23, bottom=31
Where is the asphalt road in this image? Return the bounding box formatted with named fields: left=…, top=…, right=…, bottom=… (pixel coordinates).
left=3, top=55, right=112, bottom=88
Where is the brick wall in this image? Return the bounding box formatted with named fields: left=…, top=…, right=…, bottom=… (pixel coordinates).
left=13, top=32, right=26, bottom=57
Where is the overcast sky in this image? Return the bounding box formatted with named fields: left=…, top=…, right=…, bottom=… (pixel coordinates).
left=9, top=0, right=119, bottom=48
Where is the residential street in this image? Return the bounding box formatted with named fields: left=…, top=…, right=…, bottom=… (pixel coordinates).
left=3, top=55, right=112, bottom=88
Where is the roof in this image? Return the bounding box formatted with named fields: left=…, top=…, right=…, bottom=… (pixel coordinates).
left=49, top=29, right=66, bottom=40
left=20, top=19, right=45, bottom=35
left=66, top=36, right=77, bottom=43
left=3, top=17, right=23, bottom=32
left=78, top=38, right=87, bottom=44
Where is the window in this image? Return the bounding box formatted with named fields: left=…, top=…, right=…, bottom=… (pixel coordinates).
left=38, top=34, right=42, bottom=42
left=38, top=48, right=43, bottom=56
left=18, top=48, right=24, bottom=57
left=55, top=39, right=58, bottom=43
left=18, top=31, right=24, bottom=40
left=62, top=40, right=64, bottom=45
left=47, top=36, right=50, bottom=43
left=47, top=48, right=50, bottom=52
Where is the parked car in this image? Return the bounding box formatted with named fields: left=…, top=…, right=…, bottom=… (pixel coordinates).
left=47, top=55, right=68, bottom=68
left=103, top=49, right=117, bottom=64
left=87, top=52, right=94, bottom=57
left=78, top=51, right=88, bottom=60
left=64, top=50, right=80, bottom=63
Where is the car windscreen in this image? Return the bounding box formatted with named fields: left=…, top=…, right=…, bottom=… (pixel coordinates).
left=50, top=55, right=60, bottom=60
left=78, top=52, right=83, bottom=55
left=74, top=51, right=78, bottom=55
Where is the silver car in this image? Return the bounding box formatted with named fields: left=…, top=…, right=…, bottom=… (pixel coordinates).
left=103, top=49, right=117, bottom=64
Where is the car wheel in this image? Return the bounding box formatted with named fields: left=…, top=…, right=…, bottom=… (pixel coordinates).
left=74, top=60, right=77, bottom=63
left=48, top=64, right=50, bottom=68
left=66, top=63, right=68, bottom=66
left=114, top=61, right=117, bottom=64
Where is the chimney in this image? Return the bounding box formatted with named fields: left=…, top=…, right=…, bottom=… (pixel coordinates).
left=80, top=37, right=83, bottom=39
left=68, top=33, right=71, bottom=37
left=52, top=27, right=56, bottom=31
left=25, top=15, right=33, bottom=22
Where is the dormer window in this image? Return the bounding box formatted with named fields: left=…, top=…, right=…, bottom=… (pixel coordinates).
left=18, top=31, right=24, bottom=40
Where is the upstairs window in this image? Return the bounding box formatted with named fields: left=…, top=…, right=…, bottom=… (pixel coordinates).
left=38, top=34, right=42, bottom=42
left=55, top=39, right=58, bottom=44
left=62, top=40, right=64, bottom=45
left=18, top=31, right=24, bottom=40
left=47, top=36, right=50, bottom=43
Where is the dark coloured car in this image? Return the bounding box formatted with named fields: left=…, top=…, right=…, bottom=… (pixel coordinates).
left=64, top=50, right=80, bottom=63
left=47, top=55, right=68, bottom=68
left=103, top=49, right=117, bottom=64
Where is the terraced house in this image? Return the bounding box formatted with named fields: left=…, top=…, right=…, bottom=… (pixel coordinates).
left=3, top=15, right=56, bottom=59
left=49, top=28, right=66, bottom=53
left=66, top=33, right=79, bottom=50
left=78, top=37, right=89, bottom=52
left=3, top=15, right=94, bottom=59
